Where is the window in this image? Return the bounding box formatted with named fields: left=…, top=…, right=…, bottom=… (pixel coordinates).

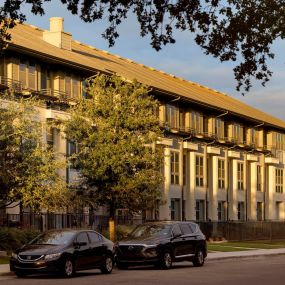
left=46, top=126, right=54, bottom=149
left=87, top=232, right=102, bottom=243
left=218, top=201, right=226, bottom=221
left=237, top=202, right=245, bottom=221
left=237, top=162, right=244, bottom=190
left=215, top=118, right=225, bottom=140
left=19, top=59, right=37, bottom=89
left=257, top=202, right=263, bottom=221
left=232, top=123, right=243, bottom=144
left=196, top=200, right=205, bottom=221
left=257, top=165, right=262, bottom=192
left=179, top=224, right=193, bottom=235
left=75, top=232, right=89, bottom=244
left=59, top=73, right=82, bottom=99
left=171, top=152, right=179, bottom=185
left=165, top=104, right=179, bottom=129
left=275, top=132, right=284, bottom=150
left=172, top=224, right=182, bottom=237
left=190, top=111, right=203, bottom=134
left=41, top=67, right=50, bottom=90
left=218, top=159, right=225, bottom=189
left=248, top=128, right=257, bottom=146
left=275, top=169, right=283, bottom=193
left=170, top=199, right=181, bottom=221
left=195, top=155, right=204, bottom=187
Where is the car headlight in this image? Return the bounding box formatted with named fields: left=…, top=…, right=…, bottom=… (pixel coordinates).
left=44, top=252, right=62, bottom=261
left=11, top=252, right=18, bottom=259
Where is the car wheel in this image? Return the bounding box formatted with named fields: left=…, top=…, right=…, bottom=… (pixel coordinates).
left=101, top=254, right=113, bottom=274
left=193, top=248, right=205, bottom=267
left=116, top=261, right=129, bottom=270
left=160, top=251, right=172, bottom=269
left=15, top=271, right=27, bottom=278
left=62, top=258, right=74, bottom=277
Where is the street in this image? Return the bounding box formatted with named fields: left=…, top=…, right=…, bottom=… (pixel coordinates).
left=1, top=255, right=285, bottom=285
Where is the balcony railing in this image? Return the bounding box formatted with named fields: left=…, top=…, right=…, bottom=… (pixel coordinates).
left=0, top=76, right=22, bottom=91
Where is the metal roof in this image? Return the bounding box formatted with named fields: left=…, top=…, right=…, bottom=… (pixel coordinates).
left=7, top=22, right=285, bottom=130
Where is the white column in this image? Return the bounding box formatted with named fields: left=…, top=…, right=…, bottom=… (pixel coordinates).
left=266, top=165, right=275, bottom=220
left=248, top=162, right=257, bottom=220
left=228, top=159, right=238, bottom=220
left=159, top=147, right=171, bottom=220
left=185, top=151, right=196, bottom=220
left=208, top=155, right=218, bottom=221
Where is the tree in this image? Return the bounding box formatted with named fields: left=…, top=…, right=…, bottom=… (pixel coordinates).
left=0, top=94, right=69, bottom=212
left=64, top=74, right=164, bottom=219
left=1, top=1, right=285, bottom=93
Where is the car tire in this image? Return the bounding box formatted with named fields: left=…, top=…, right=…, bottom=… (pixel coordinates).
left=193, top=248, right=205, bottom=267
left=100, top=254, right=113, bottom=274
left=62, top=257, right=75, bottom=277
left=116, top=261, right=129, bottom=270
left=160, top=251, right=172, bottom=269
left=15, top=271, right=27, bottom=278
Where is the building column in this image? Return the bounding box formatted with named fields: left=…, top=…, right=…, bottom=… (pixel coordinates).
left=265, top=165, right=275, bottom=220
left=185, top=151, right=196, bottom=220
left=159, top=147, right=171, bottom=220
left=228, top=159, right=238, bottom=220
left=208, top=155, right=218, bottom=221
left=247, top=161, right=257, bottom=220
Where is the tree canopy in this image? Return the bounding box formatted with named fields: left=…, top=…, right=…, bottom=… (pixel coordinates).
left=0, top=95, right=69, bottom=212
left=1, top=1, right=285, bottom=93
left=64, top=74, right=164, bottom=217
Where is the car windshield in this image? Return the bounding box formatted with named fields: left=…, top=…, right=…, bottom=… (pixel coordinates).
left=129, top=224, right=171, bottom=239
left=30, top=231, right=75, bottom=245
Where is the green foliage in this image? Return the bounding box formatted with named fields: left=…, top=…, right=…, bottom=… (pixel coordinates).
left=0, top=227, right=39, bottom=252
left=0, top=95, right=69, bottom=212
left=64, top=74, right=164, bottom=215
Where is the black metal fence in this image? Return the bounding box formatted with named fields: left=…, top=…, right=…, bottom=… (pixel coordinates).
left=198, top=221, right=285, bottom=241
left=2, top=213, right=285, bottom=241
left=0, top=212, right=143, bottom=233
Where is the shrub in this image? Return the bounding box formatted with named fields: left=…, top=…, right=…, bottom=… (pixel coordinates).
left=0, top=228, right=40, bottom=253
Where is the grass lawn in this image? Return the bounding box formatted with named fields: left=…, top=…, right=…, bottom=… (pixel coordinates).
left=208, top=240, right=285, bottom=252
left=0, top=256, right=10, bottom=264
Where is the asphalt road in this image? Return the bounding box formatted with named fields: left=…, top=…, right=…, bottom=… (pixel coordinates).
left=1, top=255, right=285, bottom=285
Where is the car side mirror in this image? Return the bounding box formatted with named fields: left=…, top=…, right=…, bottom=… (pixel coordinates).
left=173, top=233, right=182, bottom=239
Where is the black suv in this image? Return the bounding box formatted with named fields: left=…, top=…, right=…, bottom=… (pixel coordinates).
left=115, top=221, right=207, bottom=269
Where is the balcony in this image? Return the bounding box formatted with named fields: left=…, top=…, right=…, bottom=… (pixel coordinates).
left=0, top=76, right=22, bottom=92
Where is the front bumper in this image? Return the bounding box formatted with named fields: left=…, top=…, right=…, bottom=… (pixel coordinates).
left=10, top=258, right=61, bottom=274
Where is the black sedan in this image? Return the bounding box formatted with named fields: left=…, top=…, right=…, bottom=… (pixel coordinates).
left=10, top=229, right=114, bottom=277
left=115, top=221, right=207, bottom=269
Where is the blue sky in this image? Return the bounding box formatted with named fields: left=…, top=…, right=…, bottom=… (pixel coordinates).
left=21, top=1, right=285, bottom=120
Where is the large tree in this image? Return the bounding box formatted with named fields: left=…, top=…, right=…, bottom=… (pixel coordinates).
left=64, top=74, right=164, bottom=218
left=0, top=95, right=69, bottom=212
left=1, top=1, right=285, bottom=93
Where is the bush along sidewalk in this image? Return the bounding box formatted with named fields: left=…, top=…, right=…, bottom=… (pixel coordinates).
left=0, top=227, right=39, bottom=254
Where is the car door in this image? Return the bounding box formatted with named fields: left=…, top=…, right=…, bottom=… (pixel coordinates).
left=87, top=231, right=106, bottom=266
left=73, top=232, right=91, bottom=270
left=170, top=224, right=185, bottom=258
left=179, top=223, right=195, bottom=256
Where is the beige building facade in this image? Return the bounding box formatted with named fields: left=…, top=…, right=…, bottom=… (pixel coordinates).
left=1, top=18, right=285, bottom=222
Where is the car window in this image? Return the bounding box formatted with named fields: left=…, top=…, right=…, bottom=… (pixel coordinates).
left=189, top=223, right=198, bottom=233
left=88, top=231, right=102, bottom=242
left=75, top=232, right=89, bottom=244
left=172, top=224, right=182, bottom=237
left=31, top=231, right=75, bottom=245
left=180, top=224, right=193, bottom=235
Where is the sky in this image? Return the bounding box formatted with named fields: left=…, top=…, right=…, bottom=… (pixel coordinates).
left=19, top=1, right=285, bottom=121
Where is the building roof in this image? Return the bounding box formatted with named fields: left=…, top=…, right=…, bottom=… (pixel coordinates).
left=7, top=21, right=285, bottom=130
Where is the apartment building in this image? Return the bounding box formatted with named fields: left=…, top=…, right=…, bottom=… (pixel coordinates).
left=1, top=17, right=285, bottom=222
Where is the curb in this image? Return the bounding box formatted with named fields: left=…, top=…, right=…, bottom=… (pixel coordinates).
left=207, top=251, right=285, bottom=262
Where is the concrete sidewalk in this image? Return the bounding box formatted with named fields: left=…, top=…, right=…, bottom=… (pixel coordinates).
left=1, top=248, right=285, bottom=276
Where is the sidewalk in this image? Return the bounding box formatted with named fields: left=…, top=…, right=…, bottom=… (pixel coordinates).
left=1, top=248, right=285, bottom=276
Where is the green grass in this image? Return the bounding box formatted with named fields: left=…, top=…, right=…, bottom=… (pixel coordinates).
left=0, top=256, right=10, bottom=264
left=208, top=240, right=285, bottom=252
